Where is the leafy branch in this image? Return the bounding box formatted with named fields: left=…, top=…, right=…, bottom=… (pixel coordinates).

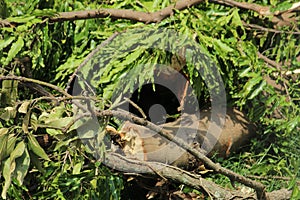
left=0, top=73, right=267, bottom=199
left=1, top=0, right=299, bottom=26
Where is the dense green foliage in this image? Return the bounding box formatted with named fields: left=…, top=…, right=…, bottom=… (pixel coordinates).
left=0, top=0, right=299, bottom=199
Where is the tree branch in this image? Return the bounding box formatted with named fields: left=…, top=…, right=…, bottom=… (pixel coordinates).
left=105, top=152, right=292, bottom=200
left=94, top=109, right=268, bottom=199
left=50, top=0, right=204, bottom=23
left=2, top=0, right=298, bottom=27
left=48, top=0, right=300, bottom=23
left=257, top=52, right=283, bottom=72
left=105, top=152, right=248, bottom=199
left=0, top=75, right=71, bottom=98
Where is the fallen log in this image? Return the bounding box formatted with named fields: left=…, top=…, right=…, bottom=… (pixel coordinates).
left=106, top=107, right=256, bottom=169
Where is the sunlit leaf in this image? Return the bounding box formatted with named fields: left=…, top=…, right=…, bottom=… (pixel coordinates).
left=0, top=106, right=17, bottom=121
left=7, top=15, right=36, bottom=23
left=72, top=162, right=82, bottom=175
left=248, top=80, right=266, bottom=99
left=270, top=2, right=292, bottom=12
left=0, top=37, right=15, bottom=52
left=18, top=101, right=31, bottom=114
left=4, top=36, right=24, bottom=65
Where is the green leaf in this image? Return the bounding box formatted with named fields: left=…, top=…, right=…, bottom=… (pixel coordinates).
left=72, top=162, right=82, bottom=175
left=13, top=147, right=30, bottom=185
left=0, top=132, right=17, bottom=162
left=10, top=141, right=25, bottom=161
left=6, top=15, right=36, bottom=23
left=54, top=136, right=78, bottom=151
left=239, top=67, right=252, bottom=77
left=121, top=49, right=145, bottom=66
left=286, top=117, right=299, bottom=133
left=29, top=151, right=45, bottom=174
left=5, top=135, right=17, bottom=159
left=0, top=37, right=15, bottom=52
left=33, top=9, right=58, bottom=17
left=1, top=141, right=25, bottom=199
left=270, top=2, right=292, bottom=13
left=0, top=107, right=17, bottom=121
left=213, top=39, right=234, bottom=54
left=46, top=128, right=62, bottom=136
left=243, top=75, right=262, bottom=97
left=27, top=132, right=50, bottom=161
left=30, top=113, right=38, bottom=131
left=4, top=36, right=24, bottom=65
left=231, top=9, right=243, bottom=28
left=248, top=80, right=266, bottom=99
left=44, top=117, right=73, bottom=129
left=38, top=104, right=66, bottom=123
left=0, top=128, right=9, bottom=161
left=0, top=127, right=8, bottom=136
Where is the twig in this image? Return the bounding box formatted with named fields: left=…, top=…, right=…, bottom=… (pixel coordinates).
left=257, top=52, right=283, bottom=72
left=257, top=52, right=294, bottom=102
left=62, top=112, right=92, bottom=133
left=124, top=97, right=147, bottom=119
left=177, top=80, right=189, bottom=112
left=242, top=22, right=300, bottom=35
left=0, top=75, right=99, bottom=119
left=211, top=0, right=300, bottom=16
left=210, top=0, right=271, bottom=15
left=0, top=19, right=14, bottom=27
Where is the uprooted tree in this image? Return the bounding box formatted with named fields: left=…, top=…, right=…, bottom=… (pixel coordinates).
left=0, top=0, right=299, bottom=199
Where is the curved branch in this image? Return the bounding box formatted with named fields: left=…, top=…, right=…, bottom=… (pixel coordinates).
left=49, top=0, right=299, bottom=23
left=50, top=0, right=205, bottom=23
